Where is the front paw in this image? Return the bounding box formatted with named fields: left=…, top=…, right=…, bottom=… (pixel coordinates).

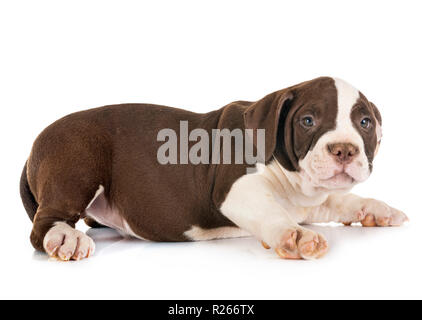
left=43, top=222, right=95, bottom=261
left=360, top=199, right=408, bottom=227
left=262, top=227, right=328, bottom=260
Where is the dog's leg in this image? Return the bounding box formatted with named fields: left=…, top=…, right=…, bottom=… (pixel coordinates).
left=28, top=163, right=105, bottom=261
left=32, top=206, right=96, bottom=261
left=220, top=173, right=328, bottom=260
left=29, top=168, right=102, bottom=261
left=31, top=190, right=98, bottom=261
left=303, top=194, right=408, bottom=227
left=28, top=166, right=102, bottom=261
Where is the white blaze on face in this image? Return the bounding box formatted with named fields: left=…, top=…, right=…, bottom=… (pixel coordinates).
left=334, top=78, right=360, bottom=132
left=298, top=78, right=371, bottom=190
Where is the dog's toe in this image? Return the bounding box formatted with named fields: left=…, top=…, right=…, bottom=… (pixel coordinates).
left=361, top=200, right=409, bottom=227
left=43, top=222, right=95, bottom=261
left=271, top=228, right=328, bottom=260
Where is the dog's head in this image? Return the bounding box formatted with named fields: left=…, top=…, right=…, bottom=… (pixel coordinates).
left=244, top=77, right=382, bottom=191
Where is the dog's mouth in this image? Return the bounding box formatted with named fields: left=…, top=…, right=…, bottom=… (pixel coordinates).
left=321, top=171, right=355, bottom=186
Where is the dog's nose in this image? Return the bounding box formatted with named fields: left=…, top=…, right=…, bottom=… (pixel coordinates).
left=327, top=143, right=359, bottom=164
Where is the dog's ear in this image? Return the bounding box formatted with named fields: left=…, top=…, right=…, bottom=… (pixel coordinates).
left=370, top=102, right=382, bottom=126
left=243, top=90, right=294, bottom=165
left=370, top=102, right=382, bottom=142
left=370, top=102, right=382, bottom=160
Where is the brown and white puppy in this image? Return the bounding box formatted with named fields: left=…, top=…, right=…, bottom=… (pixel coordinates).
left=20, top=77, right=407, bottom=261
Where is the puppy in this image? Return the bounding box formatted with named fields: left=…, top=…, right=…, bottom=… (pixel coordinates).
left=20, top=77, right=407, bottom=261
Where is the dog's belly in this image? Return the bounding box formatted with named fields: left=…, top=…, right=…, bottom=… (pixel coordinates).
left=86, top=192, right=248, bottom=242
left=84, top=185, right=146, bottom=240
left=84, top=185, right=248, bottom=242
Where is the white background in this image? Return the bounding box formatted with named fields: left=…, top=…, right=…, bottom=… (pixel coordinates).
left=1, top=0, right=421, bottom=299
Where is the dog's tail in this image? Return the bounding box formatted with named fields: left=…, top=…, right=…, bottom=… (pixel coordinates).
left=20, top=161, right=38, bottom=222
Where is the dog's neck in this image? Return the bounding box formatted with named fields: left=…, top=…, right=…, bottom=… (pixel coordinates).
left=263, top=159, right=352, bottom=209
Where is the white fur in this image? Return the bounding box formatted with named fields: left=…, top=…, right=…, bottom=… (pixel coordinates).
left=220, top=162, right=306, bottom=247
left=220, top=157, right=407, bottom=256
left=184, top=225, right=250, bottom=241
left=334, top=78, right=360, bottom=129
left=43, top=222, right=95, bottom=261
left=85, top=185, right=147, bottom=240
left=86, top=185, right=104, bottom=209
left=304, top=193, right=407, bottom=225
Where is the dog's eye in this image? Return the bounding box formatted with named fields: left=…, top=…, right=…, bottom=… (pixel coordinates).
left=301, top=116, right=315, bottom=127
left=360, top=117, right=371, bottom=129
